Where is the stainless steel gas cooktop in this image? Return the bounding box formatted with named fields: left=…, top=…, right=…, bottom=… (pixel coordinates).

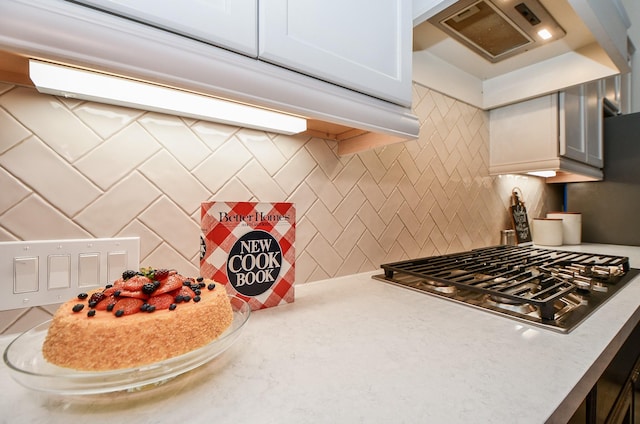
left=373, top=245, right=638, bottom=333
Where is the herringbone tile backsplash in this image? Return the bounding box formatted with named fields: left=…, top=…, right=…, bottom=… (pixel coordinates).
left=0, top=82, right=560, bottom=333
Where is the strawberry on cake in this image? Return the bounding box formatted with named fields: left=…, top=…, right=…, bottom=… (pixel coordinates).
left=42, top=268, right=233, bottom=371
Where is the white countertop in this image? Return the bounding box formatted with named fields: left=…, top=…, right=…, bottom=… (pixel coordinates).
left=2, top=244, right=640, bottom=424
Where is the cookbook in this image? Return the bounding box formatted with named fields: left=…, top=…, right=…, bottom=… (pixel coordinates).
left=200, top=201, right=295, bottom=310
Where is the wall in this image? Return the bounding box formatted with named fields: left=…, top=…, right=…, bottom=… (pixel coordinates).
left=0, top=82, right=560, bottom=334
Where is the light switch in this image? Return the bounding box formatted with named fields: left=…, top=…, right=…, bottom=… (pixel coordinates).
left=48, top=255, right=71, bottom=289
left=79, top=253, right=100, bottom=287
left=108, top=251, right=127, bottom=282
left=14, top=257, right=39, bottom=293
left=0, top=238, right=138, bottom=311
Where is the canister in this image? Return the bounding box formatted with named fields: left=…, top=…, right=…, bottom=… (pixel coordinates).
left=532, top=218, right=563, bottom=246
left=546, top=212, right=582, bottom=245
left=500, top=229, right=516, bottom=245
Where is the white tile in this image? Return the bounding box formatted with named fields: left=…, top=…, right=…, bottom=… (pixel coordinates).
left=212, top=177, right=254, bottom=202
left=273, top=147, right=316, bottom=194
left=356, top=173, right=386, bottom=210
left=415, top=142, right=437, bottom=175
left=0, top=107, right=30, bottom=154
left=306, top=138, right=342, bottom=179
left=377, top=188, right=403, bottom=225
left=0, top=167, right=30, bottom=214
left=414, top=211, right=436, bottom=247
left=118, top=220, right=162, bottom=261
left=397, top=149, right=421, bottom=185
left=378, top=161, right=405, bottom=198
left=236, top=128, right=287, bottom=175
left=305, top=199, right=343, bottom=245
left=332, top=155, right=367, bottom=197
left=57, top=97, right=84, bottom=110
left=191, top=120, right=238, bottom=151
left=237, top=160, right=286, bottom=201
left=0, top=136, right=102, bottom=216
left=1, top=195, right=90, bottom=240
left=39, top=304, right=61, bottom=315
left=357, top=230, right=386, bottom=267
left=414, top=90, right=437, bottom=126
left=397, top=176, right=421, bottom=210
left=333, top=216, right=366, bottom=258
left=357, top=201, right=386, bottom=239
left=271, top=133, right=308, bottom=160
left=0, top=87, right=101, bottom=161
left=0, top=309, right=26, bottom=332
left=193, top=137, right=252, bottom=193
left=75, top=122, right=161, bottom=190
left=397, top=227, right=421, bottom=256
left=358, top=149, right=387, bottom=183
left=333, top=186, right=366, bottom=225
left=307, top=262, right=330, bottom=282
left=142, top=241, right=199, bottom=277
left=74, top=102, right=143, bottom=139
left=306, top=167, right=342, bottom=211
left=139, top=196, right=201, bottom=260
left=138, top=113, right=211, bottom=170
left=377, top=217, right=405, bottom=252
left=335, top=246, right=367, bottom=277
left=287, top=182, right=316, bottom=217
left=295, top=217, right=316, bottom=253
left=294, top=250, right=317, bottom=285
left=1, top=307, right=52, bottom=335
left=305, top=234, right=342, bottom=276
left=139, top=150, right=211, bottom=214
left=0, top=227, right=17, bottom=241
left=376, top=141, right=404, bottom=170
left=75, top=173, right=161, bottom=235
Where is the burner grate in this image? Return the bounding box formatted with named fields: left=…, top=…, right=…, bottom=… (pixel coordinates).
left=378, top=245, right=631, bottom=325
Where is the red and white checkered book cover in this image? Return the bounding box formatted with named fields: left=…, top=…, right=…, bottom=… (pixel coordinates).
left=200, top=202, right=295, bottom=310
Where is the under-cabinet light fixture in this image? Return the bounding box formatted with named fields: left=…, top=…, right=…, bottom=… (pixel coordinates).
left=527, top=170, right=557, bottom=178
left=29, top=60, right=307, bottom=135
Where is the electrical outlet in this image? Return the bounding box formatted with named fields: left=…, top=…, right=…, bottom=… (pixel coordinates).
left=0, top=237, right=139, bottom=311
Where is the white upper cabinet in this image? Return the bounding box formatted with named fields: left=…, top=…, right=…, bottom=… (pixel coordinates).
left=71, top=0, right=412, bottom=107
left=0, top=0, right=420, bottom=145
left=489, top=80, right=606, bottom=182
left=258, top=0, right=412, bottom=107
left=69, top=0, right=258, bottom=57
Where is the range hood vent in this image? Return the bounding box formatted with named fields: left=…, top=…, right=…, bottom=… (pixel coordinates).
left=429, top=0, right=565, bottom=63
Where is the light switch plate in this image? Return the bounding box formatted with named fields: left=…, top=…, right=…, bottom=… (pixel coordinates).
left=0, top=237, right=139, bottom=311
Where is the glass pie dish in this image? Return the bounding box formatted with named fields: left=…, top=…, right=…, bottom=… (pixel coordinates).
left=3, top=296, right=250, bottom=395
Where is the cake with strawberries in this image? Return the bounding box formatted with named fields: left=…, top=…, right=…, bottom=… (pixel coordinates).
left=42, top=268, right=234, bottom=371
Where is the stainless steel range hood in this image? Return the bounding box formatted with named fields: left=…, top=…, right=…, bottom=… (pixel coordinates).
left=429, top=0, right=566, bottom=63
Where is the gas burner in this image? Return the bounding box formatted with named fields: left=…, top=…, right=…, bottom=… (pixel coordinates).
left=421, top=279, right=457, bottom=295
left=485, top=295, right=536, bottom=315
left=374, top=245, right=637, bottom=333
left=402, top=279, right=457, bottom=295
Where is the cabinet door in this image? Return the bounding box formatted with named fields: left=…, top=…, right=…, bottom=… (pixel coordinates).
left=258, top=0, right=412, bottom=107
left=560, top=85, right=587, bottom=163
left=489, top=94, right=559, bottom=167
left=68, top=0, right=258, bottom=57
left=585, top=82, right=604, bottom=167
left=560, top=82, right=603, bottom=167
